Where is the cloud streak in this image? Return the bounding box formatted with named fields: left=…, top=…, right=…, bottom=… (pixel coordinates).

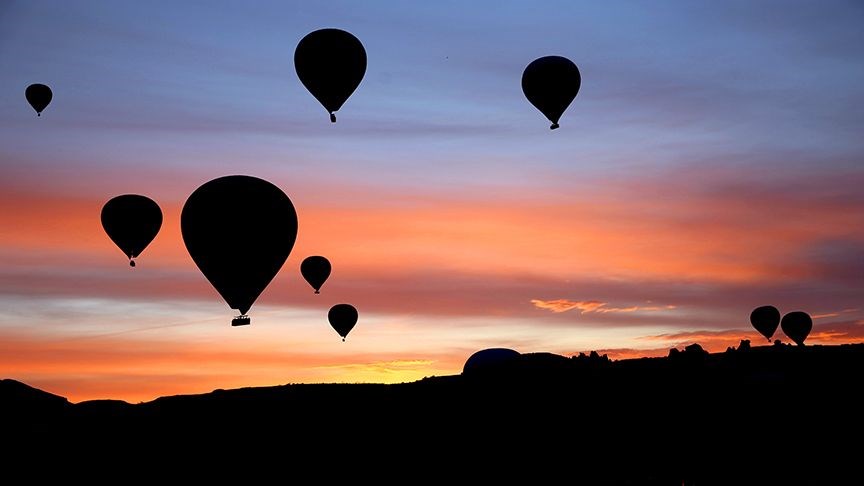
left=531, top=299, right=676, bottom=315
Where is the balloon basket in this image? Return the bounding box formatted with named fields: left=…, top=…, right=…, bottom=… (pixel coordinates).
left=232, top=316, right=251, bottom=327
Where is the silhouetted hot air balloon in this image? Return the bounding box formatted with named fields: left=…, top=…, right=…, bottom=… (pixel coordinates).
left=521, top=56, right=581, bottom=129
left=25, top=83, right=52, bottom=116
left=750, top=305, right=781, bottom=342
left=463, top=348, right=521, bottom=375
left=101, top=195, right=163, bottom=267
left=300, top=256, right=331, bottom=294
left=328, top=304, right=357, bottom=341
left=781, top=311, right=812, bottom=346
left=295, top=28, right=366, bottom=122
left=181, top=175, right=298, bottom=326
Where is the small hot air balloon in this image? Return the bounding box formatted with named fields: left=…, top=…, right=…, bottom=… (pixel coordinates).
left=521, top=56, right=581, bottom=129
left=101, top=195, right=163, bottom=267
left=328, top=304, right=357, bottom=341
left=300, top=256, right=331, bottom=294
left=26, top=84, right=53, bottom=116
left=781, top=311, right=812, bottom=346
left=750, top=305, right=781, bottom=342
left=295, top=28, right=367, bottom=122
left=181, top=175, right=298, bottom=326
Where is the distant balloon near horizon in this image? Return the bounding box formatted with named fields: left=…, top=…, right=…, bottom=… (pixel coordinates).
left=295, top=28, right=367, bottom=122
left=750, top=305, right=781, bottom=342
left=463, top=348, right=521, bottom=374
left=781, top=311, right=813, bottom=346
left=328, top=304, right=358, bottom=342
left=100, top=195, right=162, bottom=268
left=25, top=83, right=52, bottom=116
left=300, top=256, right=331, bottom=294
left=522, top=56, right=581, bottom=129
left=181, top=175, right=298, bottom=326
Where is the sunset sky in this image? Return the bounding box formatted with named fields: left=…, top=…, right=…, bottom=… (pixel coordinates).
left=1, top=1, right=862, bottom=403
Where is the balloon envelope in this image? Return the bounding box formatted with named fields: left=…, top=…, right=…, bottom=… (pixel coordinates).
left=300, top=256, right=331, bottom=294
left=295, top=28, right=366, bottom=122
left=463, top=348, right=521, bottom=374
left=750, top=305, right=781, bottom=341
left=101, top=194, right=162, bottom=267
left=781, top=311, right=812, bottom=346
left=521, top=56, right=581, bottom=129
left=328, top=304, right=357, bottom=341
left=181, top=175, right=298, bottom=318
left=26, top=83, right=53, bottom=116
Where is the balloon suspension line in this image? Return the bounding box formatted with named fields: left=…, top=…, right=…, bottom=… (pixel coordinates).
left=330, top=112, right=336, bottom=123
left=550, top=123, right=559, bottom=130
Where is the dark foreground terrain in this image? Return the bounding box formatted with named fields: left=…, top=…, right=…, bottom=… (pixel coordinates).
left=3, top=343, right=861, bottom=484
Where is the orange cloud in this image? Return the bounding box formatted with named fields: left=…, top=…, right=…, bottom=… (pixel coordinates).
left=530, top=299, right=606, bottom=313
left=812, top=308, right=859, bottom=319
left=531, top=299, right=676, bottom=315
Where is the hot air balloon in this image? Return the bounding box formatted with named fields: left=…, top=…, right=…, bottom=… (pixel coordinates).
left=328, top=304, right=357, bottom=341
left=181, top=175, right=298, bottom=326
left=750, top=305, right=781, bottom=342
left=463, top=348, right=521, bottom=375
left=781, top=311, right=812, bottom=346
left=295, top=28, right=366, bottom=122
left=101, top=195, right=163, bottom=267
left=25, top=83, right=53, bottom=116
left=300, top=256, right=331, bottom=294
left=521, top=56, right=581, bottom=129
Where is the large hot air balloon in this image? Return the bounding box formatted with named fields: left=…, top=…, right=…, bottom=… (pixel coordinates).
left=750, top=305, right=781, bottom=342
left=101, top=194, right=163, bottom=267
left=521, top=56, right=581, bottom=129
left=300, top=256, right=331, bottom=294
left=328, top=304, right=357, bottom=341
left=25, top=83, right=53, bottom=116
left=781, top=311, right=812, bottom=346
left=181, top=175, right=298, bottom=326
left=295, top=28, right=367, bottom=122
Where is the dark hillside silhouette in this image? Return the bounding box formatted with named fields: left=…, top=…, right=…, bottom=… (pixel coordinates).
left=0, top=378, right=68, bottom=415
left=4, top=343, right=860, bottom=484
